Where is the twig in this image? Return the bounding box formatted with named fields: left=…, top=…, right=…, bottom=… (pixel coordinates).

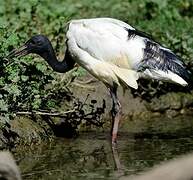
left=74, top=78, right=97, bottom=84
left=71, top=82, right=96, bottom=90
left=15, top=109, right=75, bottom=117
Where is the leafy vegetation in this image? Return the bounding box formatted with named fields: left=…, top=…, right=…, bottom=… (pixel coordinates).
left=1, top=0, right=193, bottom=127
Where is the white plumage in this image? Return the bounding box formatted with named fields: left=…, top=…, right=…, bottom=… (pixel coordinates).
left=66, top=18, right=189, bottom=89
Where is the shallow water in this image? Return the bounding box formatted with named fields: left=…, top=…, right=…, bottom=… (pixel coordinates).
left=15, top=132, right=193, bottom=180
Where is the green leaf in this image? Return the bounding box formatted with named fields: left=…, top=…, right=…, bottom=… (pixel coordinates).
left=0, top=99, right=8, bottom=111
left=21, top=75, right=29, bottom=82
left=32, top=97, right=41, bottom=109
left=72, top=67, right=87, bottom=77
left=47, top=100, right=56, bottom=108
left=0, top=78, right=4, bottom=86
left=6, top=33, right=19, bottom=46
left=4, top=84, right=21, bottom=96
left=36, top=63, right=47, bottom=72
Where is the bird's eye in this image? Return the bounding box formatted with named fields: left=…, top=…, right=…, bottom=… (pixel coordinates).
left=37, top=41, right=42, bottom=45
left=30, top=40, right=36, bottom=45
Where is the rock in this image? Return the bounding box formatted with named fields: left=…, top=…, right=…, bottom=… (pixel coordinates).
left=146, top=93, right=183, bottom=112
left=165, top=109, right=179, bottom=118
left=0, top=151, right=21, bottom=180
left=120, top=153, right=193, bottom=180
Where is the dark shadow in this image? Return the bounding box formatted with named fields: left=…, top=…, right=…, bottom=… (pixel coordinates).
left=0, top=123, right=19, bottom=150
left=41, top=115, right=77, bottom=138
left=40, top=98, right=106, bottom=138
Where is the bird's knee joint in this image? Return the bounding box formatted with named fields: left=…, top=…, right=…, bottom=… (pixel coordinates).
left=111, top=104, right=121, bottom=117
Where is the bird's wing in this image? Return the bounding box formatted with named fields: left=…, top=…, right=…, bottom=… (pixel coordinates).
left=136, top=38, right=191, bottom=86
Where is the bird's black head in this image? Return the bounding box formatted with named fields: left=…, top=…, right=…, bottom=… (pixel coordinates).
left=7, top=34, right=51, bottom=58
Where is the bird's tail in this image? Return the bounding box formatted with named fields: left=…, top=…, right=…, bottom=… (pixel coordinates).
left=165, top=56, right=192, bottom=87
left=138, top=46, right=193, bottom=87
left=176, top=66, right=193, bottom=88
left=112, top=67, right=139, bottom=89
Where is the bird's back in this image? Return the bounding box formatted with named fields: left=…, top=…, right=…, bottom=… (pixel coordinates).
left=66, top=18, right=144, bottom=69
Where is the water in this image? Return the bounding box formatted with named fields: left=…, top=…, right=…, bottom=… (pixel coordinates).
left=15, top=132, right=193, bottom=180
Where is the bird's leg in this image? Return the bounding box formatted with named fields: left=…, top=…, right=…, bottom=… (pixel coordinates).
left=109, top=86, right=122, bottom=145
left=111, top=143, right=124, bottom=174
left=108, top=86, right=123, bottom=173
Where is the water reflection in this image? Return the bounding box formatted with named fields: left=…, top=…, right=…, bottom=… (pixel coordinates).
left=15, top=133, right=193, bottom=180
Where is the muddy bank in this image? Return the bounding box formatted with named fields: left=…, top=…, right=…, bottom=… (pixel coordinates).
left=1, top=74, right=193, bottom=148
left=0, top=116, right=54, bottom=149
left=72, top=74, right=193, bottom=137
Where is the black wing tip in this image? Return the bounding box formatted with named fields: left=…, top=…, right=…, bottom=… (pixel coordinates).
left=125, top=28, right=153, bottom=40
left=125, top=28, right=193, bottom=90
left=182, top=69, right=193, bottom=89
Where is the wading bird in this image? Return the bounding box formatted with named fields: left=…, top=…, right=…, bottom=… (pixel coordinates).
left=7, top=18, right=191, bottom=144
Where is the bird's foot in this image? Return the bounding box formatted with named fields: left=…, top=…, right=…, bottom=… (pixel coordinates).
left=111, top=140, right=124, bottom=176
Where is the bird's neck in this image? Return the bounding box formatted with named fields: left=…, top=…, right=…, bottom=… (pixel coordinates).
left=40, top=45, right=74, bottom=73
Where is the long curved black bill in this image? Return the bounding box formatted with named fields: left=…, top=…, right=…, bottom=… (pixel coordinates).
left=6, top=45, right=29, bottom=58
